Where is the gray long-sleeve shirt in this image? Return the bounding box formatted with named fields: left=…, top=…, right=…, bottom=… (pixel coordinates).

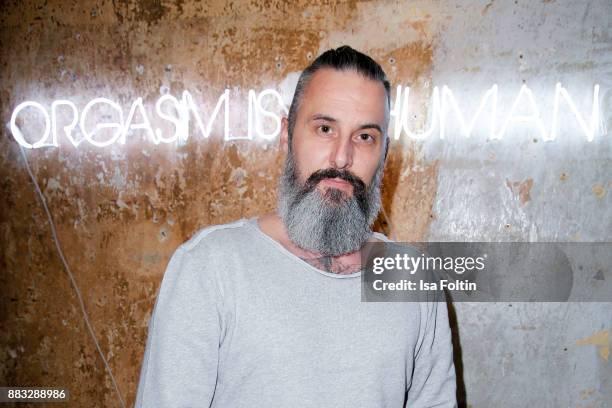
left=134, top=217, right=457, bottom=407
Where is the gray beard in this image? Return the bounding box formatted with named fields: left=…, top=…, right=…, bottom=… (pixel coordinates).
left=277, top=151, right=384, bottom=257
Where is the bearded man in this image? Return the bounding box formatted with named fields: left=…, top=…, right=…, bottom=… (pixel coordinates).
left=135, top=46, right=457, bottom=408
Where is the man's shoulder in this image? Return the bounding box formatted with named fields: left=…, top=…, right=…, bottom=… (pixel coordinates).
left=372, top=230, right=393, bottom=244
left=370, top=231, right=425, bottom=256
left=157, top=218, right=259, bottom=292
left=179, top=218, right=256, bottom=256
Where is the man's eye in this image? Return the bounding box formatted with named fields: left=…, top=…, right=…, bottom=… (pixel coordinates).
left=319, top=125, right=332, bottom=134
left=358, top=133, right=374, bottom=142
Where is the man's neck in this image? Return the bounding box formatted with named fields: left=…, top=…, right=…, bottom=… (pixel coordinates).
left=256, top=212, right=376, bottom=275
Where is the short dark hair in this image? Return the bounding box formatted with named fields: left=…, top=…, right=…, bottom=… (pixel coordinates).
left=287, top=45, right=391, bottom=146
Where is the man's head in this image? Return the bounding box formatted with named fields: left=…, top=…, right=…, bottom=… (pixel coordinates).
left=277, top=46, right=391, bottom=257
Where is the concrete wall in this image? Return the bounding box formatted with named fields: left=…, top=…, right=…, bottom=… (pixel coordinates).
left=1, top=0, right=610, bottom=406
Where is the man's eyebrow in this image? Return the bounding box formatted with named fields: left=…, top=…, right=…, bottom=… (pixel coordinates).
left=310, top=114, right=383, bottom=134
left=310, top=114, right=338, bottom=123
left=357, top=123, right=383, bottom=134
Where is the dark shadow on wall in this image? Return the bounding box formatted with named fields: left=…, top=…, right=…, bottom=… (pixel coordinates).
left=446, top=299, right=467, bottom=407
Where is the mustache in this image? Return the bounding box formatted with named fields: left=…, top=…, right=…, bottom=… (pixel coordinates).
left=303, top=168, right=367, bottom=195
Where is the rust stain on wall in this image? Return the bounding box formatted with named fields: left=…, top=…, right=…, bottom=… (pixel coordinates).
left=576, top=330, right=610, bottom=361
left=592, top=183, right=605, bottom=199
left=0, top=0, right=437, bottom=406
left=381, top=144, right=439, bottom=242
left=506, top=178, right=534, bottom=204
left=375, top=42, right=438, bottom=242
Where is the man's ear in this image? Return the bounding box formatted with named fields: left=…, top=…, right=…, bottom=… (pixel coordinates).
left=280, top=117, right=289, bottom=154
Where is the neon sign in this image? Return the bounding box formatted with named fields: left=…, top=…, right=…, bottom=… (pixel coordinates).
left=9, top=84, right=604, bottom=149
left=391, top=84, right=602, bottom=142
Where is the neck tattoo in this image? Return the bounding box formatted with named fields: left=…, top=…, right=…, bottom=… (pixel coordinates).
left=300, top=255, right=362, bottom=275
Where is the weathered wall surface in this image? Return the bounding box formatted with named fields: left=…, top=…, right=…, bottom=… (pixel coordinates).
left=0, top=1, right=610, bottom=407
left=427, top=2, right=611, bottom=406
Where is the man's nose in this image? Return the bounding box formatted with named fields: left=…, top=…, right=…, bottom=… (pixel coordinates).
left=329, top=136, right=353, bottom=170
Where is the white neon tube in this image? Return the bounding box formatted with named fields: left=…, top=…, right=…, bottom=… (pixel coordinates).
left=51, top=100, right=79, bottom=147
left=121, top=97, right=157, bottom=144
left=79, top=98, right=124, bottom=147
left=247, top=89, right=287, bottom=141
left=549, top=83, right=600, bottom=142
left=440, top=85, right=498, bottom=140
left=181, top=90, right=229, bottom=141
left=393, top=85, right=440, bottom=140
left=10, top=101, right=51, bottom=149
left=154, top=94, right=184, bottom=144
left=494, top=84, right=548, bottom=140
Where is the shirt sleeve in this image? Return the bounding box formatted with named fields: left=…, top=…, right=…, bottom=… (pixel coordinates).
left=406, top=292, right=457, bottom=407
left=134, top=244, right=221, bottom=408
